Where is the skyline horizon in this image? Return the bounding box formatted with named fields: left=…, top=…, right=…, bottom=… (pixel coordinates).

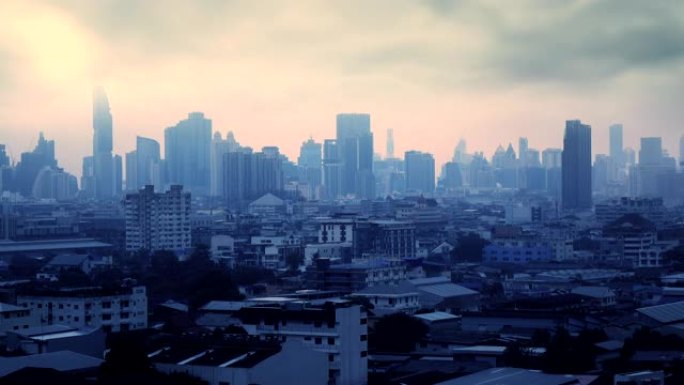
left=1, top=90, right=681, bottom=180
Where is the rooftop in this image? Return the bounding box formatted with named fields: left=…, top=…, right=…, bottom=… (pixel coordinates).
left=637, top=300, right=684, bottom=324
left=0, top=238, right=111, bottom=254
left=0, top=351, right=103, bottom=377
left=435, top=367, right=579, bottom=385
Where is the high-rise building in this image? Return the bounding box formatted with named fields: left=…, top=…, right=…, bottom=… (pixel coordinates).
left=135, top=136, right=160, bottom=190
left=298, top=138, right=322, bottom=199
left=336, top=113, right=374, bottom=198
left=164, top=112, right=212, bottom=195
left=518, top=137, right=528, bottom=167
left=323, top=139, right=342, bottom=199
left=13, top=133, right=57, bottom=197
left=113, top=154, right=122, bottom=196
left=124, top=185, right=191, bottom=254
left=405, top=150, right=435, bottom=194
left=680, top=135, right=684, bottom=167
left=92, top=87, right=115, bottom=199
left=638, top=137, right=664, bottom=196
left=125, top=150, right=137, bottom=191
left=81, top=156, right=94, bottom=197
left=609, top=124, right=623, bottom=165
left=0, top=144, right=9, bottom=167
left=562, top=120, right=592, bottom=210
left=386, top=128, right=395, bottom=159
left=210, top=131, right=240, bottom=197
left=223, top=149, right=283, bottom=208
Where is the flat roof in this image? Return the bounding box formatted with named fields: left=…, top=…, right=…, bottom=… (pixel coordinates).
left=0, top=238, right=111, bottom=254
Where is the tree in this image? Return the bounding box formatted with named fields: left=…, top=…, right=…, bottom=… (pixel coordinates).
left=371, top=313, right=428, bottom=352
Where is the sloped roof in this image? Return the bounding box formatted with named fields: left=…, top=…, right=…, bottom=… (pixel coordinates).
left=47, top=254, right=89, bottom=267
left=637, top=300, right=684, bottom=324
left=571, top=286, right=614, bottom=299
left=354, top=281, right=418, bottom=296
left=0, top=302, right=26, bottom=313
left=0, top=351, right=103, bottom=377
left=249, top=193, right=285, bottom=207
left=435, top=367, right=579, bottom=385
left=417, top=283, right=478, bottom=298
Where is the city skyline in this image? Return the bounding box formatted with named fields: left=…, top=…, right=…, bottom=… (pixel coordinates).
left=2, top=1, right=684, bottom=178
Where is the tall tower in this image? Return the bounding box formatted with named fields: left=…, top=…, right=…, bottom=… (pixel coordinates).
left=562, top=120, right=592, bottom=210
left=386, top=128, right=394, bottom=159
left=609, top=124, right=623, bottom=165
left=680, top=135, right=684, bottom=168
left=93, top=87, right=114, bottom=199
left=164, top=112, right=212, bottom=196
left=336, top=113, right=374, bottom=199
left=518, top=137, right=528, bottom=167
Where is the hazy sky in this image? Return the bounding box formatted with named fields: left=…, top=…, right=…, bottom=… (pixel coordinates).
left=1, top=0, right=683, bottom=177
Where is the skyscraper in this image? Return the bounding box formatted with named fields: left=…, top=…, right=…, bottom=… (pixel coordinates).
left=609, top=124, right=623, bottom=165
left=298, top=138, right=322, bottom=199
left=323, top=139, right=342, bottom=199
left=386, top=128, right=395, bottom=159
left=164, top=112, right=212, bottom=195
left=223, top=149, right=283, bottom=208
left=336, top=113, right=374, bottom=199
left=638, top=137, right=664, bottom=196
left=405, top=150, right=435, bottom=194
left=14, top=132, right=57, bottom=197
left=562, top=120, right=592, bottom=210
left=210, top=131, right=240, bottom=197
left=125, top=150, right=137, bottom=191
left=680, top=135, right=684, bottom=167
left=92, top=87, right=115, bottom=199
left=136, top=136, right=161, bottom=189
left=518, top=137, right=528, bottom=167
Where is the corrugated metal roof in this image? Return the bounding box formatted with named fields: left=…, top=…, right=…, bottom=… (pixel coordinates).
left=418, top=283, right=478, bottom=298
left=637, top=300, right=684, bottom=324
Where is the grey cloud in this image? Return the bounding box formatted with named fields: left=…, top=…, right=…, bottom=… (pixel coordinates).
left=484, top=1, right=684, bottom=83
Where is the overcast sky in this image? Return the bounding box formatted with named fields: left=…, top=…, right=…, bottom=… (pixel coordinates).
left=1, top=0, right=683, bottom=177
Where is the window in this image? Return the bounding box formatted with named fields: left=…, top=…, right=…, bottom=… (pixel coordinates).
left=328, top=337, right=335, bottom=345
left=102, top=314, right=112, bottom=321
left=361, top=351, right=368, bottom=357
left=360, top=318, right=367, bottom=325
left=315, top=337, right=322, bottom=345
left=360, top=335, right=367, bottom=341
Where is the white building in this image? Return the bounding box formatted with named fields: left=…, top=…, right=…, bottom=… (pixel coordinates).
left=235, top=301, right=367, bottom=385
left=17, top=286, right=147, bottom=333
left=0, top=303, right=38, bottom=336
left=318, top=218, right=354, bottom=244
left=124, top=185, right=191, bottom=255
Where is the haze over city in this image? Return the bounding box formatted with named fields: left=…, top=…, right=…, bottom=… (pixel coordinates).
left=2, top=0, right=684, bottom=178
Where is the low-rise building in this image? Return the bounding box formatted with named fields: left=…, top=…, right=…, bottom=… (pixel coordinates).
left=17, top=286, right=147, bottom=333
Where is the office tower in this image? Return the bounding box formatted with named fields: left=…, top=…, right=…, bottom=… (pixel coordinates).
left=0, top=144, right=9, bottom=167
left=81, top=156, right=94, bottom=197
left=223, top=149, right=283, bottom=208
left=526, top=148, right=541, bottom=167
left=13, top=132, right=57, bottom=197
left=164, top=112, right=212, bottom=195
left=298, top=138, right=322, bottom=199
left=609, top=124, right=623, bottom=165
left=542, top=148, right=562, bottom=169
left=114, top=154, right=122, bottom=196
left=125, top=150, right=137, bottom=191
left=453, top=139, right=468, bottom=163
left=638, top=137, right=664, bottom=196
left=518, top=137, right=528, bottom=167
left=680, top=135, right=684, bottom=167
left=593, top=154, right=609, bottom=195
left=405, top=150, right=435, bottom=194
left=442, top=161, right=463, bottom=190
left=639, top=137, right=662, bottom=165
left=562, top=120, right=592, bottom=210
left=386, top=128, right=395, bottom=159
left=323, top=139, right=342, bottom=199
left=124, top=185, right=191, bottom=253
left=31, top=167, right=78, bottom=200
left=134, top=136, right=161, bottom=190
left=92, top=87, right=115, bottom=199
left=336, top=113, right=374, bottom=198
left=210, top=131, right=240, bottom=197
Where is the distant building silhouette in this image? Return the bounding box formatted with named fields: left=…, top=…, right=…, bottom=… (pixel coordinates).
left=164, top=112, right=212, bottom=196
left=298, top=138, right=322, bottom=200
left=223, top=148, right=283, bottom=209
left=322, top=139, right=342, bottom=199
left=336, top=113, right=374, bottom=199
left=210, top=131, right=240, bottom=197
left=609, top=123, right=624, bottom=166
left=405, top=150, right=435, bottom=194
left=92, top=87, right=115, bottom=199
left=562, top=120, right=592, bottom=210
